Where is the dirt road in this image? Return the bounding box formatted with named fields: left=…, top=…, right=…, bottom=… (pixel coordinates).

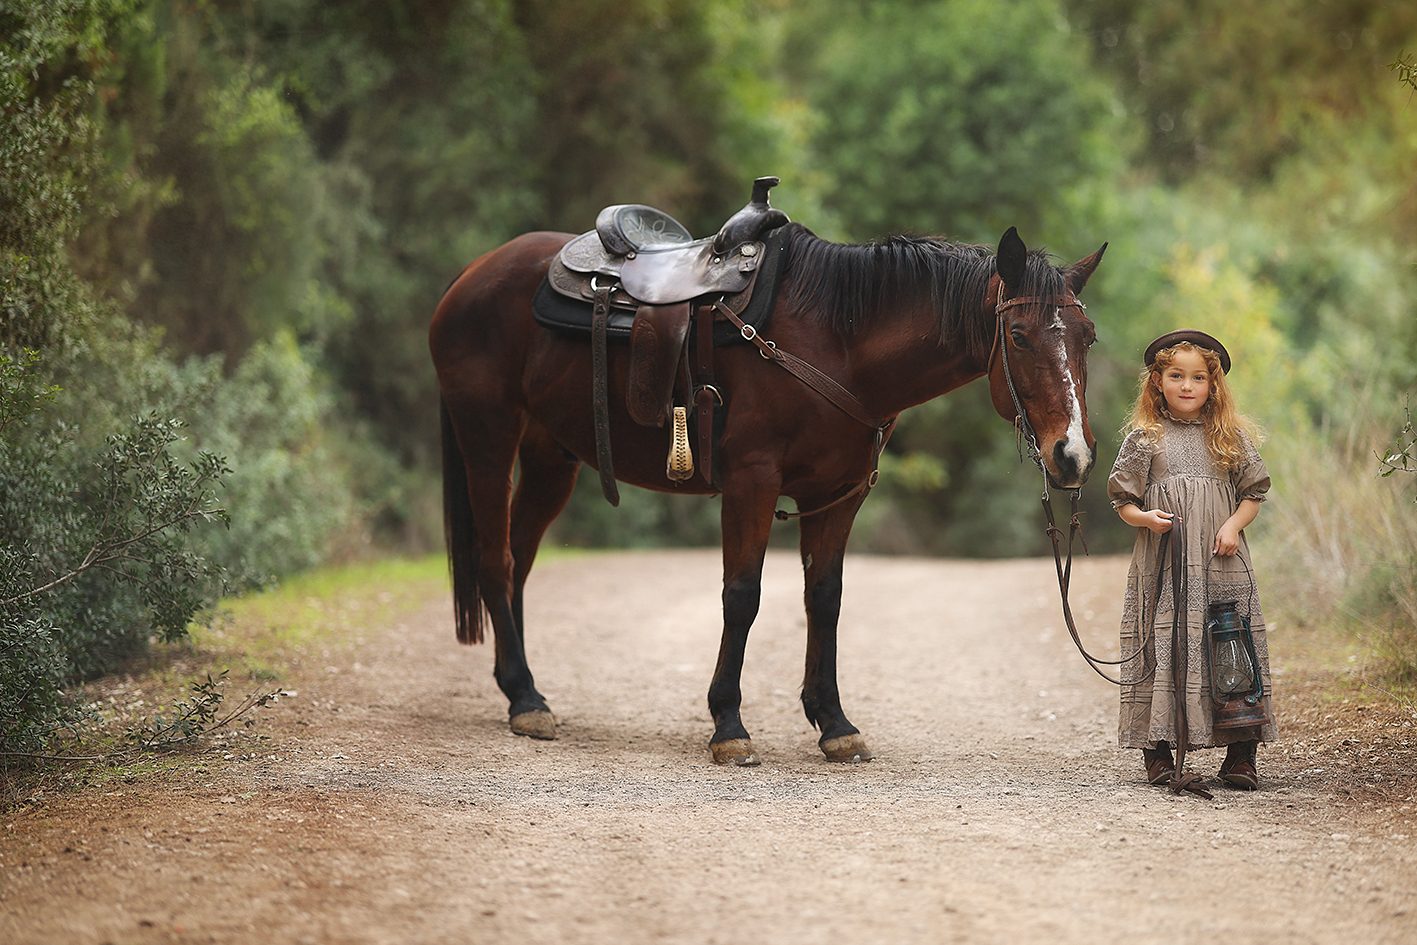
left=3, top=550, right=1415, bottom=944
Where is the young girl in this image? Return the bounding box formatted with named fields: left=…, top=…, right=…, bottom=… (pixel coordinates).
left=1107, top=329, right=1277, bottom=791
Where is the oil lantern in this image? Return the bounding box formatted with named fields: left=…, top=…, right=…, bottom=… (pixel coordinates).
left=1204, top=600, right=1271, bottom=730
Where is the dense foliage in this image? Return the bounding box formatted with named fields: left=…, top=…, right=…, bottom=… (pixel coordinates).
left=3, top=0, right=1416, bottom=753
left=0, top=0, right=353, bottom=754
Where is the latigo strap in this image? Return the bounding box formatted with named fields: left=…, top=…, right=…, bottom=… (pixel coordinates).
left=591, top=285, right=620, bottom=506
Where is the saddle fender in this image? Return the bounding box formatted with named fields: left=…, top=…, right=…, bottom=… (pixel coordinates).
left=627, top=302, right=691, bottom=427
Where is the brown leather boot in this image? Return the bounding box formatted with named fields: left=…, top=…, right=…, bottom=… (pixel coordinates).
left=1219, top=739, right=1259, bottom=790
left=1142, top=740, right=1175, bottom=785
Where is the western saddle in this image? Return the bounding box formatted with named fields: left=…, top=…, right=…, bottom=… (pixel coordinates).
left=540, top=176, right=790, bottom=505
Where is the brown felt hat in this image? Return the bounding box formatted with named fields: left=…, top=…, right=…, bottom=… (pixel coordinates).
left=1144, top=329, right=1231, bottom=374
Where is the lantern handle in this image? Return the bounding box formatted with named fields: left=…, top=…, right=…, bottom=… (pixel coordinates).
left=1200, top=550, right=1259, bottom=633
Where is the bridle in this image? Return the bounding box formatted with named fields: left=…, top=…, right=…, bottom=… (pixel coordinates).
left=990, top=292, right=1088, bottom=472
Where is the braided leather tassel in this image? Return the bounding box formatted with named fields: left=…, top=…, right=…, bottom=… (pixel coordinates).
left=667, top=406, right=694, bottom=481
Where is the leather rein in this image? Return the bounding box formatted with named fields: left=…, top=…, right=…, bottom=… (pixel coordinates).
left=715, top=288, right=1087, bottom=528
left=724, top=282, right=1114, bottom=649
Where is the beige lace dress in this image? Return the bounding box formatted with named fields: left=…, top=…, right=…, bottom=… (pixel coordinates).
left=1107, top=415, right=1278, bottom=750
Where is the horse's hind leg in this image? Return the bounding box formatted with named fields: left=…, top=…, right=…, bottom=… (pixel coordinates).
left=445, top=400, right=559, bottom=738
left=799, top=498, right=873, bottom=762
left=510, top=421, right=582, bottom=607
left=506, top=421, right=582, bottom=718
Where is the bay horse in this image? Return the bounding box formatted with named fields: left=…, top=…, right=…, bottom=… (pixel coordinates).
left=431, top=220, right=1105, bottom=765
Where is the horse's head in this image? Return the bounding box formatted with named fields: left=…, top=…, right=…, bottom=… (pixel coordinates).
left=988, top=228, right=1107, bottom=490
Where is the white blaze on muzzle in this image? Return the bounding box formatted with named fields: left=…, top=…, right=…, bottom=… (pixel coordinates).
left=1046, top=309, right=1092, bottom=480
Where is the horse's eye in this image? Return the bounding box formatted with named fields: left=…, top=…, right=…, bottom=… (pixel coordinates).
left=1010, top=329, right=1028, bottom=349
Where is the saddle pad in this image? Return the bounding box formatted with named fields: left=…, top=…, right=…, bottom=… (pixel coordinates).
left=533, top=225, right=788, bottom=347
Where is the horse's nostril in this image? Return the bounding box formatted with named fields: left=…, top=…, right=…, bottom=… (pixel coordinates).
left=1053, top=440, right=1095, bottom=486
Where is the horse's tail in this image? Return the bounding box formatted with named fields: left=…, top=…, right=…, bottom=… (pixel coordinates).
left=441, top=396, right=484, bottom=644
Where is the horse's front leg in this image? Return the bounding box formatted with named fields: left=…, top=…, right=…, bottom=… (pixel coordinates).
left=799, top=496, right=873, bottom=762
left=707, top=468, right=781, bottom=766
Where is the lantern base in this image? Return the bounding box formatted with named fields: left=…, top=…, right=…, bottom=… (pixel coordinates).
left=1213, top=696, right=1270, bottom=730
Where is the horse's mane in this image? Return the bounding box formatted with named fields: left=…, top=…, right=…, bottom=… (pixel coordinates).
left=778, top=223, right=1067, bottom=361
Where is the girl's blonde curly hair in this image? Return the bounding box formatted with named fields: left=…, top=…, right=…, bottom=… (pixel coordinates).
left=1124, top=341, right=1262, bottom=470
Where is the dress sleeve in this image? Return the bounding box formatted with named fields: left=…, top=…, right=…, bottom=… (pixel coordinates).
left=1107, top=429, right=1152, bottom=509
left=1234, top=430, right=1271, bottom=502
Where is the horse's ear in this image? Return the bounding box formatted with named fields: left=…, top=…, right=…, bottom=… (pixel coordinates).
left=996, top=227, right=1027, bottom=291
left=1065, top=242, right=1108, bottom=296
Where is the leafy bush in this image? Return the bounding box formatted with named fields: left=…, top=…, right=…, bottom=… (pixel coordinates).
left=1, top=2, right=376, bottom=760
left=149, top=335, right=360, bottom=587
left=0, top=607, right=72, bottom=757
left=0, top=349, right=229, bottom=753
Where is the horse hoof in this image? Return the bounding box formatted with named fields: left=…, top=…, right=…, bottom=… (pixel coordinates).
left=510, top=710, right=557, bottom=740
left=710, top=738, right=760, bottom=766
left=820, top=734, right=873, bottom=763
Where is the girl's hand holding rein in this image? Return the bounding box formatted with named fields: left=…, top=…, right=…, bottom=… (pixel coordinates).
left=1117, top=502, right=1175, bottom=536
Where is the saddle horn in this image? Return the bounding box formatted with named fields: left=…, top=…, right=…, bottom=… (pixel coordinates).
left=713, top=176, right=790, bottom=255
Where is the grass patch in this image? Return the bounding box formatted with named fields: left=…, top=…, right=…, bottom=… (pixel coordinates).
left=1259, top=427, right=1417, bottom=710
left=198, top=547, right=581, bottom=666
left=192, top=554, right=452, bottom=677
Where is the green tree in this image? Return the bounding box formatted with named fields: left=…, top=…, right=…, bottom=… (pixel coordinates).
left=1, top=0, right=132, bottom=349
left=766, top=0, right=1127, bottom=555
left=73, top=0, right=346, bottom=358
left=0, top=1, right=285, bottom=756
left=1064, top=0, right=1417, bottom=183
left=786, top=0, right=1124, bottom=243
